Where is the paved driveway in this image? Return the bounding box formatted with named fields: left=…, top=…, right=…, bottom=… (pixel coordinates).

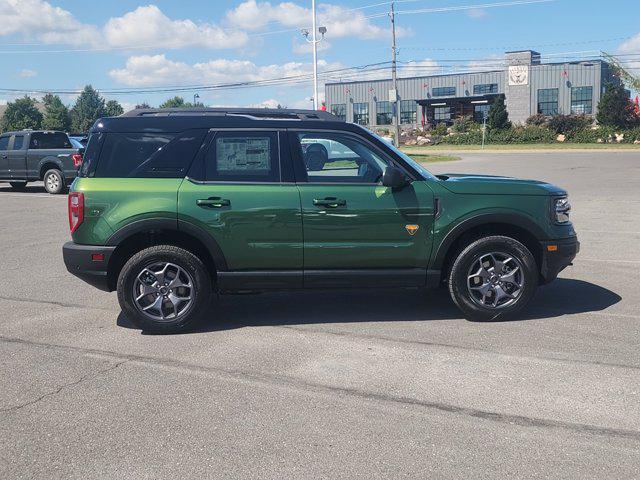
left=1, top=151, right=639, bottom=479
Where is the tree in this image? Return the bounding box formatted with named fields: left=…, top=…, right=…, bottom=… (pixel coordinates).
left=596, top=82, right=637, bottom=128
left=135, top=102, right=151, bottom=109
left=159, top=96, right=204, bottom=109
left=0, top=96, right=43, bottom=131
left=487, top=96, right=511, bottom=130
left=42, top=93, right=71, bottom=131
left=105, top=100, right=124, bottom=117
left=160, top=96, right=186, bottom=109
left=70, top=85, right=106, bottom=133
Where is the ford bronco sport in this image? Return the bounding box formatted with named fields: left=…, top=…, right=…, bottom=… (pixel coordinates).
left=62, top=108, right=579, bottom=333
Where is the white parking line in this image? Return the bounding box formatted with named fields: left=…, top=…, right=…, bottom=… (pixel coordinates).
left=580, top=258, right=640, bottom=264
left=0, top=193, right=65, bottom=199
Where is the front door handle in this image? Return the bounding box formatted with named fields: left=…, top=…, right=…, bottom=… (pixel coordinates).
left=1, top=154, right=7, bottom=159
left=197, top=197, right=231, bottom=208
left=313, top=197, right=346, bottom=208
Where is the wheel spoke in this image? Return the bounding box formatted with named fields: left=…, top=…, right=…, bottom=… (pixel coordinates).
left=135, top=283, right=156, bottom=301
left=142, top=295, right=163, bottom=313
left=500, top=267, right=521, bottom=285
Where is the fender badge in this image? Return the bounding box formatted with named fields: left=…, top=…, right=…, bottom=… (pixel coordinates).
left=405, top=224, right=419, bottom=236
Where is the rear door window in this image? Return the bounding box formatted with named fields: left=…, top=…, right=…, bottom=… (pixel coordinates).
left=204, top=131, right=280, bottom=182
left=11, top=135, right=24, bottom=150
left=93, top=130, right=207, bottom=178
left=0, top=136, right=8, bottom=151
left=29, top=132, right=72, bottom=149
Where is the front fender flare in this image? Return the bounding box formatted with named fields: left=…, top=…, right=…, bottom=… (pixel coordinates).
left=431, top=211, right=547, bottom=270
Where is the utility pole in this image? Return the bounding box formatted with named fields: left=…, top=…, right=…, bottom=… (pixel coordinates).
left=311, top=0, right=319, bottom=110
left=390, top=2, right=401, bottom=146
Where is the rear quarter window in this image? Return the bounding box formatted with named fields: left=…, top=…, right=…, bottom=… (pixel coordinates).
left=93, top=130, right=207, bottom=178
left=29, top=132, right=72, bottom=149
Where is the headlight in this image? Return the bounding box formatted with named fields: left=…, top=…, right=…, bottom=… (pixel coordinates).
left=553, top=197, right=571, bottom=224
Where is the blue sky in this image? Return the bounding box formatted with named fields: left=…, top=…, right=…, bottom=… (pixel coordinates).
left=1, top=0, right=638, bottom=110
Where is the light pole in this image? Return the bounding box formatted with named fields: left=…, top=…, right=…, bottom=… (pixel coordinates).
left=193, top=93, right=200, bottom=106
left=389, top=2, right=401, bottom=147
left=301, top=0, right=326, bottom=110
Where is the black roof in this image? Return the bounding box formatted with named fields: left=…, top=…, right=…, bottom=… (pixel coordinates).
left=93, top=107, right=348, bottom=133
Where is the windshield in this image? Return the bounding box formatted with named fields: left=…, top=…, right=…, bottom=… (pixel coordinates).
left=368, top=131, right=437, bottom=181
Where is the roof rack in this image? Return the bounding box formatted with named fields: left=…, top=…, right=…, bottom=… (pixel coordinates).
left=120, top=107, right=340, bottom=121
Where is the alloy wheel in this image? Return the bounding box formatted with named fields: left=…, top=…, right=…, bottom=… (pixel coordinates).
left=467, top=252, right=525, bottom=309
left=132, top=262, right=194, bottom=322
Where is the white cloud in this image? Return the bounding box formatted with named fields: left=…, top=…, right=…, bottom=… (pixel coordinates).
left=292, top=39, right=331, bottom=55
left=103, top=5, right=248, bottom=50
left=19, top=69, right=37, bottom=78
left=248, top=99, right=283, bottom=108
left=618, top=33, right=640, bottom=54
left=0, top=0, right=99, bottom=46
left=468, top=8, right=488, bottom=19
left=109, top=54, right=343, bottom=88
left=225, top=0, right=407, bottom=41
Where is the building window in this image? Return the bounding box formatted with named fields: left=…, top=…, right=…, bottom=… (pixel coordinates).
left=433, top=106, right=451, bottom=122
left=330, top=104, right=346, bottom=120
left=473, top=104, right=491, bottom=123
left=432, top=87, right=456, bottom=97
left=537, top=88, right=559, bottom=115
left=353, top=103, right=369, bottom=125
left=570, top=86, right=593, bottom=114
left=400, top=100, right=417, bottom=124
left=473, top=83, right=498, bottom=95
left=376, top=101, right=393, bottom=125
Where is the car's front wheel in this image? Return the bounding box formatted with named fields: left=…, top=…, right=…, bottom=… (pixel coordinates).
left=448, top=235, right=538, bottom=321
left=117, top=245, right=212, bottom=334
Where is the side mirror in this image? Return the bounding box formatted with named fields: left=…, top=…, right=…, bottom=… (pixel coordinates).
left=382, top=166, right=408, bottom=189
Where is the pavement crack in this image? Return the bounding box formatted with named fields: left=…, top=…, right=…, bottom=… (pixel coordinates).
left=278, top=325, right=640, bottom=372
left=0, top=295, right=111, bottom=311
left=1, top=335, right=639, bottom=441
left=0, top=360, right=127, bottom=413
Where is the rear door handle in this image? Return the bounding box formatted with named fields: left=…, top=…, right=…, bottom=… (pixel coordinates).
left=197, top=197, right=231, bottom=208
left=313, top=197, right=346, bottom=208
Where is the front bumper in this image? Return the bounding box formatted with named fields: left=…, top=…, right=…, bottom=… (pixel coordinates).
left=539, top=236, right=580, bottom=284
left=63, top=242, right=116, bottom=292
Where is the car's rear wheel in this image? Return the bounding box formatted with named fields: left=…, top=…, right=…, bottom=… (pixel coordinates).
left=9, top=181, right=27, bottom=190
left=117, top=245, right=212, bottom=334
left=43, top=169, right=64, bottom=194
left=448, top=235, right=538, bottom=321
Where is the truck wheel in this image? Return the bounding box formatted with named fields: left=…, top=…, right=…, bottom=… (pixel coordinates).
left=43, top=169, right=64, bottom=194
left=9, top=181, right=27, bottom=190
left=448, top=235, right=538, bottom=321
left=117, top=245, right=212, bottom=334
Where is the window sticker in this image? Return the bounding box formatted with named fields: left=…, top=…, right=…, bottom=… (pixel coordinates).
left=217, top=137, right=271, bottom=173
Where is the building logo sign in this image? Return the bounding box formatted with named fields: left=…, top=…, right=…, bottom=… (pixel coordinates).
left=508, top=65, right=529, bottom=86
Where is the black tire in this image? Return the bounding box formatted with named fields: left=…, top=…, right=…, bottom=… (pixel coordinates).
left=117, top=245, right=213, bottom=334
left=43, top=169, right=64, bottom=194
left=9, top=181, right=27, bottom=190
left=448, top=235, right=538, bottom=321
left=307, top=153, right=326, bottom=171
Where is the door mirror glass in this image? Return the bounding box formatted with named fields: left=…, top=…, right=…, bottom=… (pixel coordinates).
left=382, top=166, right=408, bottom=189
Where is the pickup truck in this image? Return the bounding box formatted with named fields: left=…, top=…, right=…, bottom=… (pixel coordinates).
left=0, top=130, right=83, bottom=194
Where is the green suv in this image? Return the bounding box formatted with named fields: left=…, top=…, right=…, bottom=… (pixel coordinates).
left=63, top=108, right=579, bottom=333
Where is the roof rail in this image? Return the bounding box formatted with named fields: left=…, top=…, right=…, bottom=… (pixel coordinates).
left=120, top=107, right=340, bottom=121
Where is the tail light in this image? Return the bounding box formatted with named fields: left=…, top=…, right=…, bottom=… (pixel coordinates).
left=72, top=153, right=83, bottom=168
left=68, top=192, right=84, bottom=233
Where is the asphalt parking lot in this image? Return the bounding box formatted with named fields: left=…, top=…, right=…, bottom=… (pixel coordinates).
left=1, top=151, right=639, bottom=479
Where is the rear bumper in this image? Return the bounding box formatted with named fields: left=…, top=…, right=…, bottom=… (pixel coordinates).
left=62, top=242, right=116, bottom=292
left=539, top=236, right=580, bottom=284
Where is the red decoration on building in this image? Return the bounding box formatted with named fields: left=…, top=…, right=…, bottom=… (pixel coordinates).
left=561, top=70, right=568, bottom=78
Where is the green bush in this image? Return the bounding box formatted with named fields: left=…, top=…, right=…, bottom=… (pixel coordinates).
left=431, top=123, right=448, bottom=136
left=525, top=114, right=548, bottom=127
left=548, top=114, right=593, bottom=134
left=452, top=115, right=478, bottom=133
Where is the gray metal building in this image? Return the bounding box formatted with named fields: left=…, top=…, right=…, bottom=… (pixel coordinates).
left=324, top=50, right=617, bottom=128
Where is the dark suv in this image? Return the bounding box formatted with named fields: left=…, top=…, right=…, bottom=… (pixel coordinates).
left=63, top=108, right=578, bottom=333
